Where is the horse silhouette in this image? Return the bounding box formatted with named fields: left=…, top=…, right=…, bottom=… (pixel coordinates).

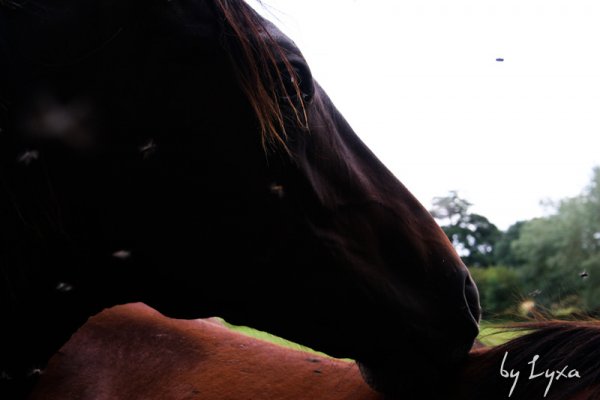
left=1, top=0, right=481, bottom=397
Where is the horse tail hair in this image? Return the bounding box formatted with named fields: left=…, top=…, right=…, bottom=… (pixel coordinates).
left=457, top=320, right=600, bottom=400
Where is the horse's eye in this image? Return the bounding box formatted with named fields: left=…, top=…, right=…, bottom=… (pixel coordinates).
left=281, top=60, right=314, bottom=104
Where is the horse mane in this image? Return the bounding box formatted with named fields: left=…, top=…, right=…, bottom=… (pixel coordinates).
left=460, top=320, right=600, bottom=400
left=213, top=0, right=309, bottom=152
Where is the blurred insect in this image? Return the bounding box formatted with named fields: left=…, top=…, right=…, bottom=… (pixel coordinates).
left=139, top=139, right=157, bottom=159
left=17, top=150, right=40, bottom=165
left=269, top=183, right=285, bottom=199
left=55, top=282, right=74, bottom=293
left=112, top=250, right=132, bottom=260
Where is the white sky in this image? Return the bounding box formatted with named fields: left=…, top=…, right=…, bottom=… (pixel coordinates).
left=249, top=0, right=600, bottom=230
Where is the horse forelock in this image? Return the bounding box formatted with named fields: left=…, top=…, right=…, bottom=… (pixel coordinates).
left=214, top=0, right=309, bottom=154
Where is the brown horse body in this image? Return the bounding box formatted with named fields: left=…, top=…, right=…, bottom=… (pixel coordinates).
left=30, top=304, right=380, bottom=400
left=31, top=304, right=600, bottom=400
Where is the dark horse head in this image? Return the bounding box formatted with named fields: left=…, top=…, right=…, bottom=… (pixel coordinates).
left=0, top=0, right=480, bottom=397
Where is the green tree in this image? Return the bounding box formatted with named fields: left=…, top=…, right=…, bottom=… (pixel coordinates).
left=494, top=221, right=526, bottom=267
left=469, top=266, right=523, bottom=317
left=430, top=191, right=501, bottom=267
left=512, top=167, right=600, bottom=311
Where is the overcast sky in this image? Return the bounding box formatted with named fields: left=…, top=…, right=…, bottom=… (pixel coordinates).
left=249, top=0, right=600, bottom=230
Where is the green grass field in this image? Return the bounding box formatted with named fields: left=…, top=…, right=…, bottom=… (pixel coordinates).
left=477, top=321, right=527, bottom=346
left=218, top=318, right=333, bottom=357
left=220, top=319, right=526, bottom=357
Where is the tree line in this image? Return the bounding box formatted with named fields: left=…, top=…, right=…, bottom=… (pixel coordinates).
left=430, top=167, right=600, bottom=320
